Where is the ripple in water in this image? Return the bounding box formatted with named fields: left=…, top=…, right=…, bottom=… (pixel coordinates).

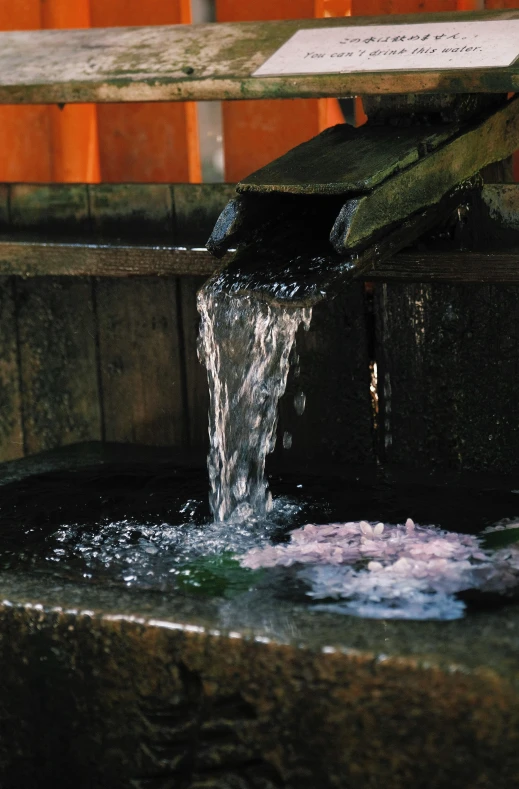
left=44, top=496, right=306, bottom=589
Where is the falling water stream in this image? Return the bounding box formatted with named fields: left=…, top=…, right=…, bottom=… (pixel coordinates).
left=197, top=282, right=311, bottom=523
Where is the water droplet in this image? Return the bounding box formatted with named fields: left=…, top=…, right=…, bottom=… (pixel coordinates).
left=294, top=391, right=306, bottom=416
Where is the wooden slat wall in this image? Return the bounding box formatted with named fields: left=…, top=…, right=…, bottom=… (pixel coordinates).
left=276, top=284, right=374, bottom=468
left=0, top=184, right=234, bottom=463
left=367, top=0, right=519, bottom=476
left=0, top=0, right=517, bottom=477
left=16, top=278, right=102, bottom=456
left=375, top=282, right=519, bottom=475
left=0, top=189, right=21, bottom=461
left=0, top=272, right=207, bottom=462
left=0, top=277, right=24, bottom=461
left=96, top=278, right=186, bottom=446
left=0, top=271, right=197, bottom=462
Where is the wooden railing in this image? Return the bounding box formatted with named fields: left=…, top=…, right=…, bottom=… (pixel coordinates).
left=0, top=0, right=516, bottom=183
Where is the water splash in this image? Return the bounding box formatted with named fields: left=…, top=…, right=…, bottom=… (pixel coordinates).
left=197, top=283, right=311, bottom=522
left=44, top=496, right=305, bottom=588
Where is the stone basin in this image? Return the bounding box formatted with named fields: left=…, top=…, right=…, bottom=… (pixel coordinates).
left=0, top=443, right=518, bottom=789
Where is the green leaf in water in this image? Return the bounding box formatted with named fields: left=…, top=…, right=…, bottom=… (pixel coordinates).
left=174, top=553, right=265, bottom=599
left=480, top=527, right=519, bottom=551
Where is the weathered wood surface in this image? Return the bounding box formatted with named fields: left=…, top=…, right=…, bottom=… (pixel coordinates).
left=239, top=122, right=458, bottom=196
left=0, top=278, right=24, bottom=461
left=373, top=155, right=519, bottom=476
left=2, top=182, right=519, bottom=471
left=481, top=183, right=519, bottom=232
left=178, top=276, right=210, bottom=452
left=9, top=184, right=90, bottom=236
left=0, top=242, right=225, bottom=278
left=172, top=183, right=236, bottom=246
left=89, top=184, right=174, bottom=242
left=0, top=12, right=518, bottom=104
left=1, top=181, right=234, bottom=242
left=0, top=273, right=210, bottom=461
left=369, top=251, right=519, bottom=282
left=334, top=97, right=519, bottom=251
left=0, top=183, right=518, bottom=283
left=375, top=282, right=519, bottom=474
left=0, top=182, right=234, bottom=277
left=275, top=283, right=374, bottom=468
left=5, top=243, right=519, bottom=285
left=16, top=278, right=102, bottom=456
left=96, top=278, right=187, bottom=447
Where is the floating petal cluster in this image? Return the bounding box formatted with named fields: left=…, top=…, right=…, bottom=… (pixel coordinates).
left=240, top=519, right=519, bottom=621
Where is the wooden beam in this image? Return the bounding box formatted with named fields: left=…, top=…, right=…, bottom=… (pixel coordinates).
left=0, top=12, right=519, bottom=103
left=0, top=241, right=225, bottom=277
left=0, top=183, right=515, bottom=284
left=0, top=239, right=517, bottom=284
left=368, top=251, right=519, bottom=282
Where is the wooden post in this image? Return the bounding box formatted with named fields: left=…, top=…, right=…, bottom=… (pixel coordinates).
left=216, top=0, right=349, bottom=183
left=0, top=1, right=52, bottom=181
left=41, top=0, right=100, bottom=183
left=484, top=0, right=519, bottom=179
left=89, top=0, right=201, bottom=183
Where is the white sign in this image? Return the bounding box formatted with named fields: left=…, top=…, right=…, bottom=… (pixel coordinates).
left=253, top=20, right=519, bottom=76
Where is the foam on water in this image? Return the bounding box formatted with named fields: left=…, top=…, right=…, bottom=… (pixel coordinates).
left=46, top=496, right=305, bottom=588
